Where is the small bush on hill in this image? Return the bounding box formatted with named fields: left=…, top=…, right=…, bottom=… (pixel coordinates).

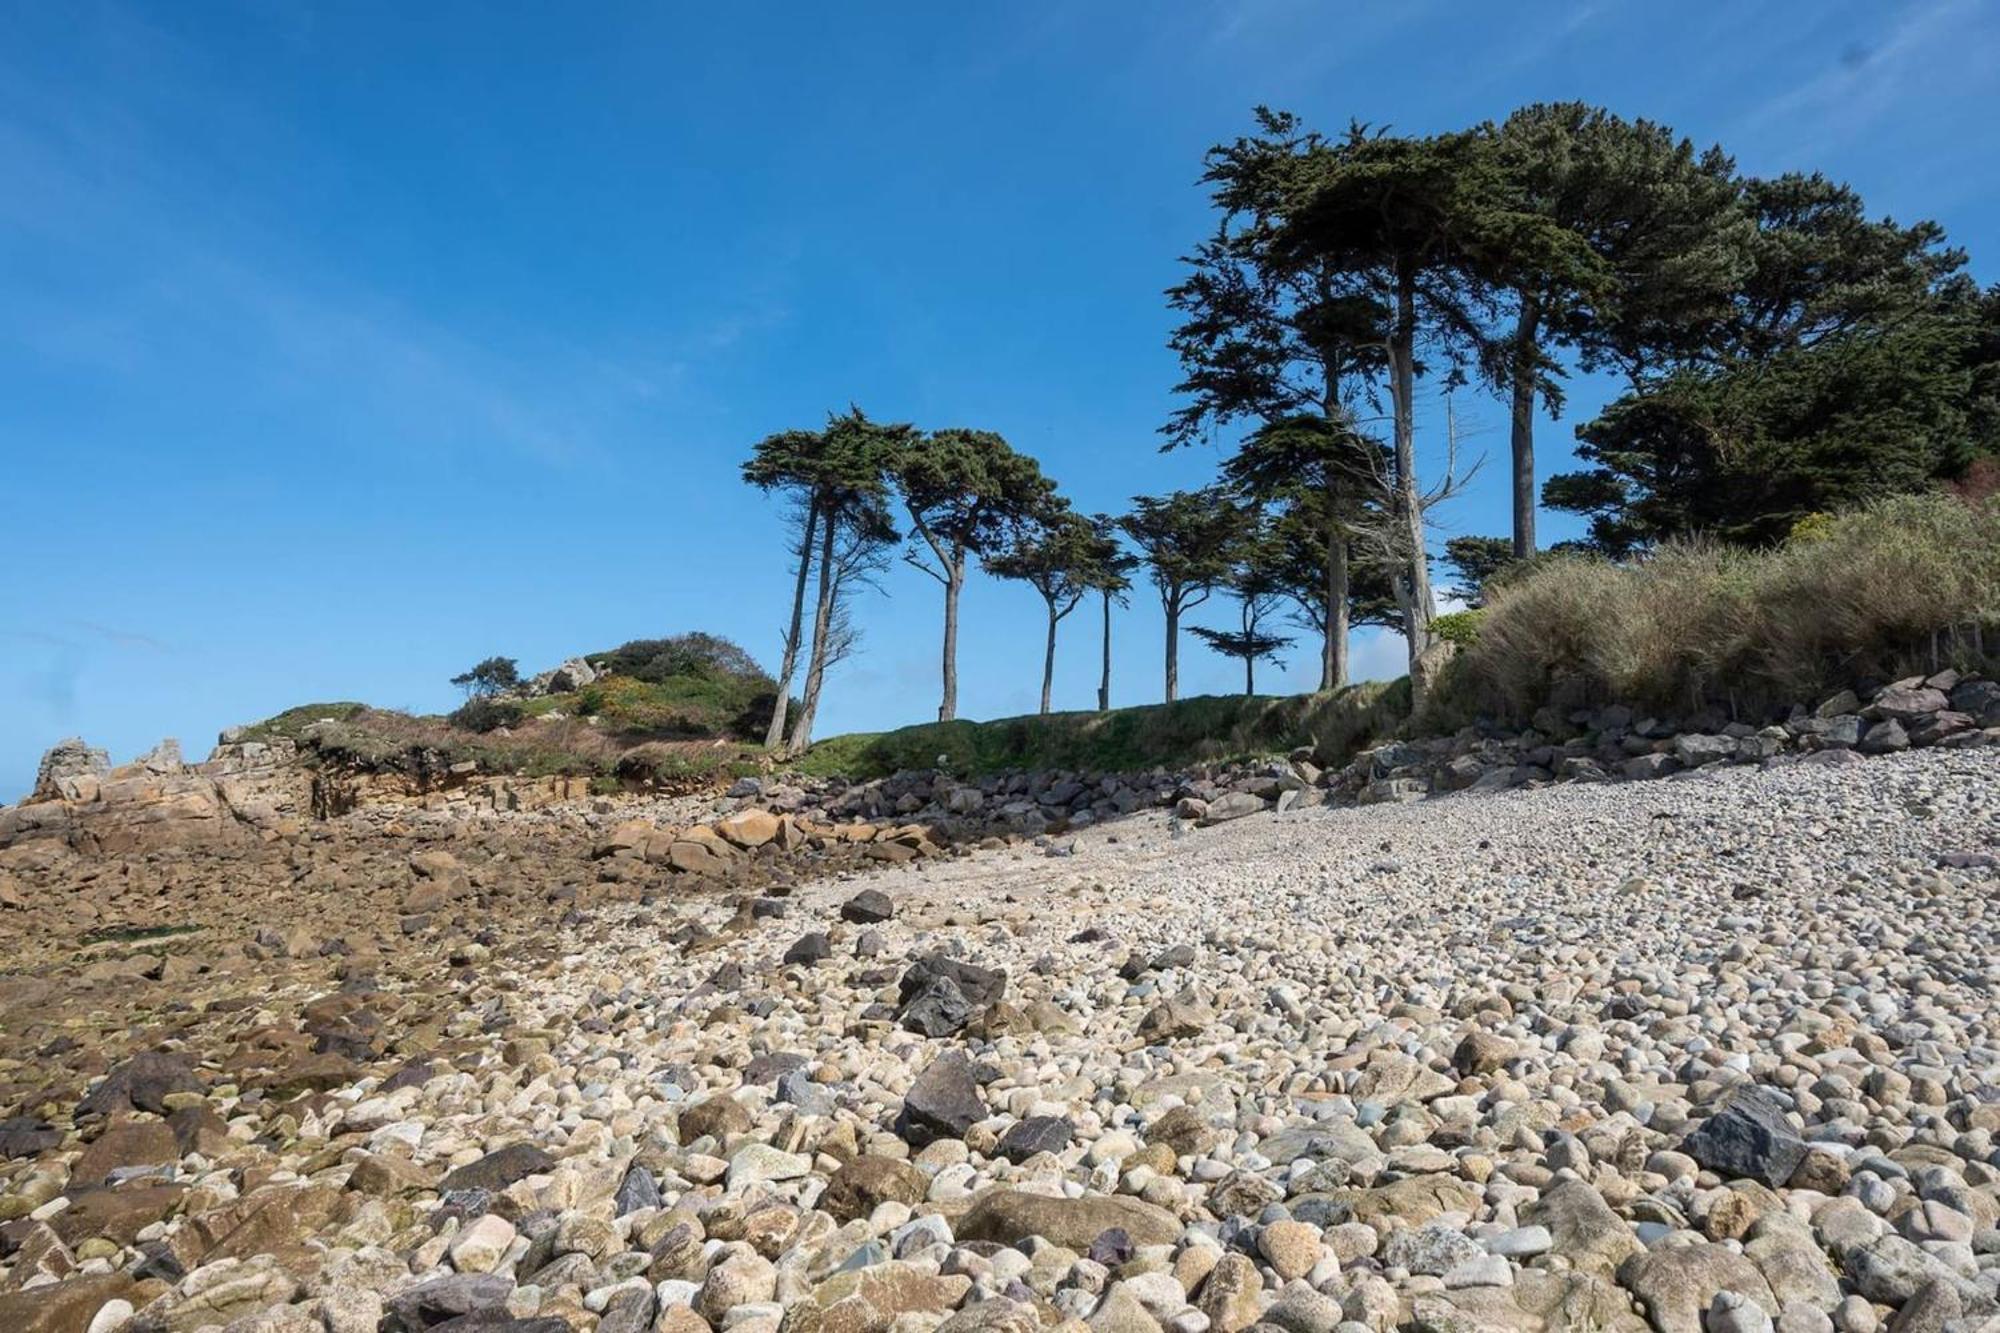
left=591, top=634, right=767, bottom=686
left=1434, top=493, right=2000, bottom=723
left=448, top=697, right=525, bottom=733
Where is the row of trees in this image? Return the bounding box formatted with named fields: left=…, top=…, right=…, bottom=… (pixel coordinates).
left=1163, top=102, right=1997, bottom=706
left=744, top=102, right=1995, bottom=736
left=744, top=411, right=1133, bottom=753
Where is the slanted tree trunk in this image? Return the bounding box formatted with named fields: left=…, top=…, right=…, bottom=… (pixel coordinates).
left=1509, top=290, right=1541, bottom=560
left=937, top=551, right=964, bottom=722
left=1391, top=263, right=1437, bottom=701
left=1163, top=593, right=1181, bottom=704
left=1039, top=600, right=1058, bottom=715
left=786, top=512, right=839, bottom=753
left=1097, top=591, right=1113, bottom=712
left=764, top=500, right=818, bottom=749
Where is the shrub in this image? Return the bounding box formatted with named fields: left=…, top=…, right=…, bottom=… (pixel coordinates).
left=448, top=697, right=526, bottom=733
left=1430, top=609, right=1484, bottom=648
left=1434, top=492, right=2000, bottom=723
left=592, top=634, right=768, bottom=686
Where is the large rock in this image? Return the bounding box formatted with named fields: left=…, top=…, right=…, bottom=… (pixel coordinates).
left=896, top=1049, right=985, bottom=1145
left=1870, top=684, right=1947, bottom=723
left=781, top=1261, right=973, bottom=1333
left=1681, top=1086, right=1806, bottom=1188
left=76, top=1052, right=202, bottom=1118
left=1197, top=792, right=1268, bottom=826
left=1617, top=1244, right=1777, bottom=1333
left=30, top=737, right=110, bottom=802
left=438, top=1142, right=556, bottom=1193
left=898, top=974, right=975, bottom=1038
left=957, top=1189, right=1183, bottom=1249
left=1525, top=1179, right=1642, bottom=1279
left=717, top=808, right=782, bottom=849
left=898, top=953, right=1007, bottom=1009
left=822, top=1156, right=929, bottom=1222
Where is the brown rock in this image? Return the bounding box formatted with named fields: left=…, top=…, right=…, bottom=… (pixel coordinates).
left=821, top=1155, right=929, bottom=1222
left=0, top=1273, right=144, bottom=1333
left=717, top=809, right=782, bottom=850
left=957, top=1189, right=1182, bottom=1250
left=679, top=1095, right=754, bottom=1145
left=71, top=1119, right=177, bottom=1188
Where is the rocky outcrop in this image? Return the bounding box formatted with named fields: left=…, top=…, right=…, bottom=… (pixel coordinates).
left=3, top=736, right=310, bottom=856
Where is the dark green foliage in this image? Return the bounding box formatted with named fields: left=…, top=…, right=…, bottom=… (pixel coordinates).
left=450, top=656, right=519, bottom=699
left=983, top=505, right=1109, bottom=618
left=592, top=634, right=768, bottom=687
left=1545, top=160, right=1992, bottom=553
left=449, top=697, right=525, bottom=733
left=1188, top=623, right=1293, bottom=690
left=1550, top=295, right=2000, bottom=553
left=1120, top=488, right=1256, bottom=602
left=1442, top=536, right=1517, bottom=607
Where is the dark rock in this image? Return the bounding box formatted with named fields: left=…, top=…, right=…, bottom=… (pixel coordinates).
left=898, top=973, right=975, bottom=1038
left=381, top=1058, right=443, bottom=1095
left=615, top=1164, right=661, bottom=1216
left=896, top=1049, right=984, bottom=1146
left=1948, top=678, right=2000, bottom=724
left=0, top=1119, right=61, bottom=1160
left=75, top=1051, right=201, bottom=1118
left=1088, top=1228, right=1135, bottom=1268
left=898, top=952, right=1007, bottom=1010
left=783, top=932, right=831, bottom=966
left=995, top=1115, right=1074, bottom=1163
left=742, top=1051, right=810, bottom=1085
left=1681, top=1086, right=1807, bottom=1188
left=385, top=1273, right=516, bottom=1332
left=840, top=889, right=894, bottom=924
left=438, top=1143, right=556, bottom=1194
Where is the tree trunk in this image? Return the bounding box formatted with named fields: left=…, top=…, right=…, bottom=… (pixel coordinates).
left=1322, top=519, right=1351, bottom=692
left=1510, top=290, right=1541, bottom=560
left=1163, top=595, right=1180, bottom=704
left=786, top=511, right=839, bottom=753
left=1097, top=590, right=1112, bottom=712
left=1039, top=600, right=1058, bottom=715
left=937, top=552, right=963, bottom=722
left=764, top=500, right=818, bottom=749
left=1242, top=598, right=1255, bottom=695
left=1391, top=263, right=1436, bottom=699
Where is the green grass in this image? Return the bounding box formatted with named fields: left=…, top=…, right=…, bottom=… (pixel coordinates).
left=512, top=672, right=771, bottom=740
left=235, top=702, right=367, bottom=743
left=791, top=682, right=1408, bottom=780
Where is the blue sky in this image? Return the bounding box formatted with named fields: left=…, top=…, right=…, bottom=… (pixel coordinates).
left=3, top=1, right=1996, bottom=800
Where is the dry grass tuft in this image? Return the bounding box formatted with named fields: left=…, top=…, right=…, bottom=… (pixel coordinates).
left=1437, top=493, right=2000, bottom=723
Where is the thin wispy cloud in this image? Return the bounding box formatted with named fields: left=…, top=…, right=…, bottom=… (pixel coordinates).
left=1737, top=0, right=1985, bottom=158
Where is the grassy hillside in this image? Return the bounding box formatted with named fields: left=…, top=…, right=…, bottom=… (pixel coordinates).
left=238, top=683, right=1409, bottom=790
left=793, top=682, right=1409, bottom=780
